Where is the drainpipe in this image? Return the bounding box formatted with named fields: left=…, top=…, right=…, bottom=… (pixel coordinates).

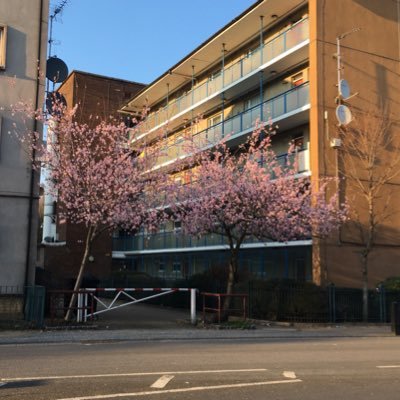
left=221, top=43, right=225, bottom=138
left=165, top=83, right=169, bottom=139
left=259, top=15, right=264, bottom=64
left=259, top=16, right=264, bottom=122
left=24, top=0, right=45, bottom=293
left=191, top=65, right=194, bottom=133
left=221, top=43, right=226, bottom=87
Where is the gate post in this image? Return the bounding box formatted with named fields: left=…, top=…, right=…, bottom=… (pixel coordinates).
left=77, top=292, right=82, bottom=323
left=84, top=293, right=88, bottom=322
left=190, top=289, right=197, bottom=325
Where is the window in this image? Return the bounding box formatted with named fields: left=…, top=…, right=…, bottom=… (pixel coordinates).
left=174, top=177, right=182, bottom=186
left=0, top=24, right=7, bottom=69
left=173, top=220, right=182, bottom=231
left=207, top=113, right=222, bottom=128
left=158, top=262, right=165, bottom=273
left=173, top=262, right=181, bottom=274
left=175, top=135, right=183, bottom=157
left=291, top=72, right=304, bottom=87
left=293, top=136, right=304, bottom=150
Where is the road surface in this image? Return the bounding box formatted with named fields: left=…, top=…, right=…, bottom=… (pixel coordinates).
left=1, top=336, right=399, bottom=399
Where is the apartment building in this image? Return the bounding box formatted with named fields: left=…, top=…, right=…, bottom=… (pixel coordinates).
left=0, top=0, right=49, bottom=292
left=115, top=0, right=400, bottom=289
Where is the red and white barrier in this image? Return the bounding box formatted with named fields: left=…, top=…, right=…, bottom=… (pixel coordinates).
left=77, top=288, right=197, bottom=325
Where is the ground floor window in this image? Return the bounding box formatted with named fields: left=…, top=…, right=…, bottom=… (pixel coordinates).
left=112, top=246, right=312, bottom=285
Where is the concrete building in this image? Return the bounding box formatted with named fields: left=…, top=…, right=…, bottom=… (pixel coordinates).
left=37, top=70, right=145, bottom=288
left=115, top=0, right=400, bottom=289
left=0, top=0, right=49, bottom=294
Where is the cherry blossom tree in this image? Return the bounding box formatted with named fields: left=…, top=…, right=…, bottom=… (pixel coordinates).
left=171, top=125, right=347, bottom=310
left=13, top=102, right=164, bottom=321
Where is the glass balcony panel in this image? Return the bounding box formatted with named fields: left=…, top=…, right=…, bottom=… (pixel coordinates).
left=242, top=110, right=253, bottom=131
left=250, top=108, right=261, bottom=126
left=223, top=116, right=240, bottom=138
left=129, top=236, right=139, bottom=251
left=215, top=74, right=223, bottom=92
left=163, top=232, right=175, bottom=248
left=223, top=62, right=240, bottom=87
left=251, top=47, right=261, bottom=71
left=153, top=234, right=165, bottom=249
left=286, top=19, right=308, bottom=48
left=242, top=56, right=253, bottom=76
left=179, top=93, right=192, bottom=112
left=169, top=102, right=178, bottom=117
left=286, top=89, right=299, bottom=113
left=271, top=96, right=285, bottom=118
left=232, top=61, right=243, bottom=82
left=206, top=123, right=222, bottom=145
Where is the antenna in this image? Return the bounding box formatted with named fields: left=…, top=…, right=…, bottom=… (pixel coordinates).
left=48, top=1, right=69, bottom=58
left=335, top=27, right=360, bottom=126
left=46, top=1, right=70, bottom=95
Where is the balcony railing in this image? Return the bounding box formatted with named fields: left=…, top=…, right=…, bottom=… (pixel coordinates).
left=133, top=17, right=309, bottom=138
left=156, top=82, right=309, bottom=167
left=114, top=203, right=310, bottom=253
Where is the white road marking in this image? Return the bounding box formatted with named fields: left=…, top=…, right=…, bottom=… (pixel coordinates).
left=0, top=368, right=267, bottom=382
left=283, top=371, right=297, bottom=379
left=377, top=365, right=400, bottom=369
left=56, top=379, right=303, bottom=400
left=150, top=375, right=174, bottom=389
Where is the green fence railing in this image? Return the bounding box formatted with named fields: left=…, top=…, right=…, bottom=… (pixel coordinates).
left=24, top=285, right=46, bottom=327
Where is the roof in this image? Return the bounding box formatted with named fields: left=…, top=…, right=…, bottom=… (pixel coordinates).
left=56, top=70, right=146, bottom=92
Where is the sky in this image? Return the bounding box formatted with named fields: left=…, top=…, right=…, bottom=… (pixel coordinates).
left=50, top=0, right=255, bottom=85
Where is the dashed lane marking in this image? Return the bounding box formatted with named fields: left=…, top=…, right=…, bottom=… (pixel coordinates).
left=150, top=375, right=174, bottom=389
left=56, top=379, right=303, bottom=400
left=377, top=365, right=400, bottom=369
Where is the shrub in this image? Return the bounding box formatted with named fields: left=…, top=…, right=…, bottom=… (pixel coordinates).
left=249, top=279, right=329, bottom=322
left=379, top=277, right=400, bottom=291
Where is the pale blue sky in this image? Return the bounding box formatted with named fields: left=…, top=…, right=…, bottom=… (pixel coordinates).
left=50, top=0, right=254, bottom=85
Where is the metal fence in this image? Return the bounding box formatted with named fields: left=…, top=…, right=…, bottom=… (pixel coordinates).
left=247, top=282, right=400, bottom=323
left=0, top=286, right=24, bottom=319
left=0, top=285, right=45, bottom=327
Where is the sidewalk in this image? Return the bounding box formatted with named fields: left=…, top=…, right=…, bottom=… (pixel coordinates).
left=0, top=303, right=394, bottom=345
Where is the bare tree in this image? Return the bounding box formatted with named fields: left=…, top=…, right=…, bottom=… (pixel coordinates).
left=338, top=108, right=400, bottom=321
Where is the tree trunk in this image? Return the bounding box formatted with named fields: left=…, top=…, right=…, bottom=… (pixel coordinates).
left=361, top=194, right=373, bottom=322
left=64, top=226, right=95, bottom=321
left=223, top=249, right=238, bottom=312
left=361, top=253, right=369, bottom=322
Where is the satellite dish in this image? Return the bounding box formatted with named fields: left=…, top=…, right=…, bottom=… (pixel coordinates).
left=336, top=104, right=352, bottom=126
left=46, top=56, right=69, bottom=83
left=339, top=79, right=351, bottom=100
left=46, top=91, right=67, bottom=115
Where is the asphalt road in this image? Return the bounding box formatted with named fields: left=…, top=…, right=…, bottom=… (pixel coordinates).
left=1, top=336, right=399, bottom=400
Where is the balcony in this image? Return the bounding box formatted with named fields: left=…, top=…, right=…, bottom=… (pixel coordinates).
left=155, top=82, right=310, bottom=168
left=113, top=218, right=312, bottom=254
left=132, top=17, right=309, bottom=140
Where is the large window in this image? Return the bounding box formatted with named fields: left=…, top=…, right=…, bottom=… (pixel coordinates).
left=0, top=24, right=7, bottom=69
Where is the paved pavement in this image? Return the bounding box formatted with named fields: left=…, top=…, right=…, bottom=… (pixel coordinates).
left=0, top=304, right=394, bottom=345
